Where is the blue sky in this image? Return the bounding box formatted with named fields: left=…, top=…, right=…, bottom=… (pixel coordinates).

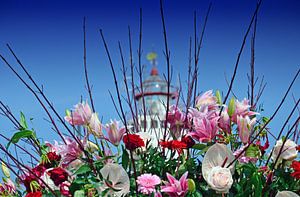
left=0, top=0, right=299, bottom=158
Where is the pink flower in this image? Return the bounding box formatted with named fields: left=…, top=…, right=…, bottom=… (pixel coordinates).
left=136, top=173, right=161, bottom=194
left=232, top=99, right=257, bottom=122
left=167, top=105, right=187, bottom=138
left=103, top=120, right=126, bottom=146
left=219, top=109, right=231, bottom=133
left=88, top=113, right=103, bottom=137
left=154, top=191, right=163, bottom=197
left=60, top=181, right=71, bottom=197
left=236, top=115, right=256, bottom=144
left=49, top=138, right=83, bottom=167
left=195, top=90, right=218, bottom=111
left=189, top=116, right=218, bottom=143
left=161, top=172, right=188, bottom=197
left=64, top=102, right=92, bottom=125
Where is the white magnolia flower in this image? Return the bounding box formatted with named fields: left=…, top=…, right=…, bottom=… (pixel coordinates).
left=275, top=191, right=299, bottom=197
left=271, top=139, right=298, bottom=161
left=99, top=163, right=129, bottom=197
left=202, top=143, right=235, bottom=193
left=206, top=166, right=233, bottom=193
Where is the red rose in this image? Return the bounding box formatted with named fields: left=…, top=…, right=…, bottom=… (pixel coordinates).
left=25, top=191, right=42, bottom=197
left=291, top=160, right=300, bottom=179
left=123, top=134, right=145, bottom=151
left=48, top=167, right=69, bottom=186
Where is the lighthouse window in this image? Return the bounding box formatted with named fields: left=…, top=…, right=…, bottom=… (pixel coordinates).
left=151, top=120, right=158, bottom=128
left=141, top=120, right=147, bottom=129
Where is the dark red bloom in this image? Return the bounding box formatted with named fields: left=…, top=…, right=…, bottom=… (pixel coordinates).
left=23, top=165, right=45, bottom=192
left=181, top=136, right=195, bottom=148
left=43, top=152, right=61, bottom=168
left=32, top=164, right=46, bottom=177
left=296, top=145, right=300, bottom=151
left=123, top=134, right=145, bottom=151
left=160, top=140, right=172, bottom=149
left=291, top=160, right=300, bottom=179
left=48, top=167, right=68, bottom=186
left=25, top=191, right=42, bottom=197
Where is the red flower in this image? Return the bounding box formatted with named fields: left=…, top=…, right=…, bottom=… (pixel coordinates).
left=43, top=152, right=61, bottom=168
left=25, top=191, right=42, bottom=197
left=123, top=134, right=145, bottom=151
left=181, top=136, right=195, bottom=148
left=32, top=164, right=46, bottom=177
left=160, top=137, right=194, bottom=154
left=48, top=167, right=69, bottom=186
left=296, top=145, right=300, bottom=151
left=291, top=160, right=300, bottom=179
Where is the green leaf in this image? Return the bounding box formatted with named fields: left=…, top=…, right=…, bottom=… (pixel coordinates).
left=228, top=97, right=235, bottom=117
left=192, top=144, right=207, bottom=150
left=7, top=130, right=34, bottom=148
left=74, top=190, right=85, bottom=197
left=74, top=164, right=91, bottom=175
left=20, top=112, right=28, bottom=129
left=122, top=147, right=129, bottom=170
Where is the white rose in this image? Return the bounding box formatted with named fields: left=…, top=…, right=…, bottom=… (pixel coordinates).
left=272, top=139, right=298, bottom=161
left=207, top=166, right=233, bottom=193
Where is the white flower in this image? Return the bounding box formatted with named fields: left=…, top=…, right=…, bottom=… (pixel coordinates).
left=99, top=163, right=129, bottom=197
left=207, top=166, right=233, bottom=193
left=271, top=139, right=298, bottom=161
left=202, top=143, right=235, bottom=193
left=275, top=191, right=299, bottom=197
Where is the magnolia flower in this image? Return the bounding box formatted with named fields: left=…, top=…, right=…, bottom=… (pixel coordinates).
left=195, top=90, right=218, bottom=111
left=103, top=120, right=126, bottom=146
left=136, top=173, right=161, bottom=194
left=189, top=116, right=218, bottom=142
left=219, top=109, right=231, bottom=133
left=88, top=113, right=103, bottom=138
left=99, top=163, right=129, bottom=197
left=275, top=191, right=300, bottom=197
left=232, top=99, right=257, bottom=122
left=236, top=115, right=256, bottom=144
left=206, top=166, right=233, bottom=193
left=271, top=139, right=298, bottom=161
left=64, top=102, right=92, bottom=125
left=202, top=143, right=235, bottom=193
left=161, top=172, right=188, bottom=197
left=167, top=105, right=187, bottom=138
left=48, top=138, right=83, bottom=167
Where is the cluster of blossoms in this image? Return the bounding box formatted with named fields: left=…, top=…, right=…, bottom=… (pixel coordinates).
left=0, top=90, right=299, bottom=197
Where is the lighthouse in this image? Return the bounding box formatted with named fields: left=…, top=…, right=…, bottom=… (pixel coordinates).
left=131, top=52, right=178, bottom=146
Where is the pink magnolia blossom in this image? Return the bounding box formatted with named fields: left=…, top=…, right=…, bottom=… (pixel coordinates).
left=88, top=113, right=103, bottom=138
left=195, top=90, right=218, bottom=111
left=236, top=115, right=256, bottom=144
left=136, top=173, right=161, bottom=194
left=232, top=99, right=257, bottom=122
left=103, top=120, right=126, bottom=146
left=219, top=109, right=231, bottom=133
left=64, top=102, right=92, bottom=125
left=161, top=172, right=188, bottom=197
left=167, top=105, right=187, bottom=138
left=189, top=116, right=219, bottom=143
left=47, top=138, right=83, bottom=167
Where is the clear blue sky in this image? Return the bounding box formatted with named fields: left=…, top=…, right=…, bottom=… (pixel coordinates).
left=0, top=0, right=299, bottom=152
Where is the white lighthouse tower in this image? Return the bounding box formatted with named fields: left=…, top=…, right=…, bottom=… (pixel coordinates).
left=132, top=52, right=178, bottom=146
